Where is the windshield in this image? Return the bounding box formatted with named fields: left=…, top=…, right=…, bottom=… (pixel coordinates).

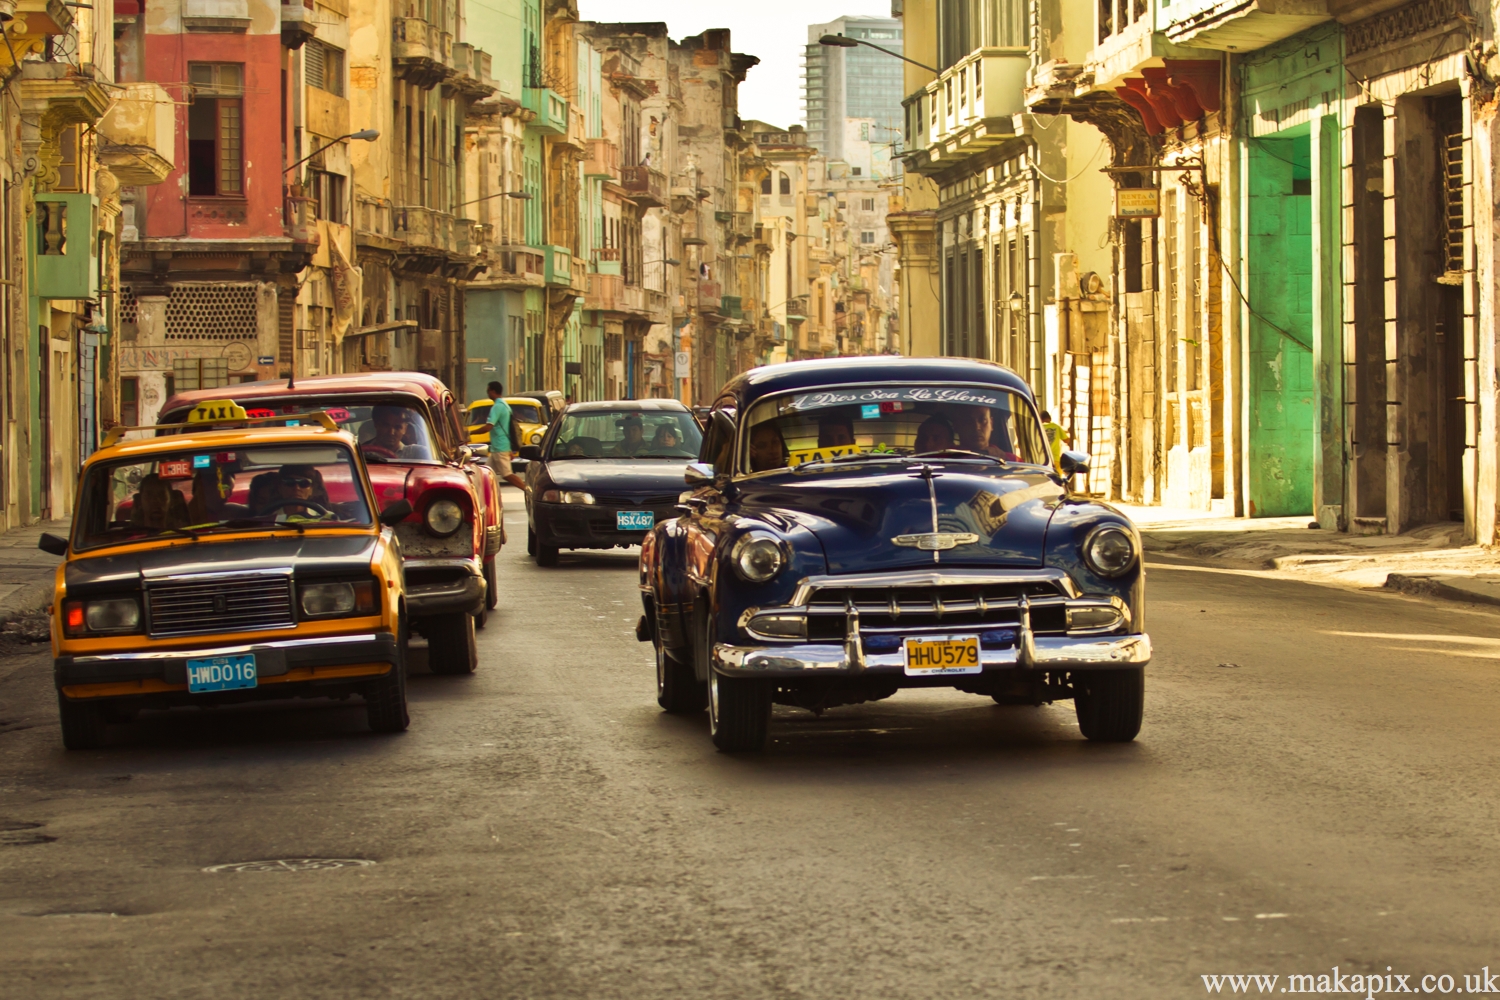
left=509, top=402, right=543, bottom=424
left=548, top=409, right=703, bottom=460
left=739, top=385, right=1048, bottom=474
left=227, top=400, right=439, bottom=464
left=74, top=443, right=373, bottom=550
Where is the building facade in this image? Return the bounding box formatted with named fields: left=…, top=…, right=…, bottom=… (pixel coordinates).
left=803, top=15, right=905, bottom=164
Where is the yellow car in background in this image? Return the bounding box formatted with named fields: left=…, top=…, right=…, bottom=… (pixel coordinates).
left=466, top=395, right=556, bottom=464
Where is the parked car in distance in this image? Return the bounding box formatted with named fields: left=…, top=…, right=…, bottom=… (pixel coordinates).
left=520, top=399, right=703, bottom=567
left=159, top=373, right=497, bottom=674
left=637, top=356, right=1151, bottom=752
left=41, top=406, right=412, bottom=749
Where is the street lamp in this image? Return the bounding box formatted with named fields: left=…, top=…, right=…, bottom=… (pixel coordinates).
left=283, top=128, right=380, bottom=175
left=453, top=190, right=534, bottom=209
left=818, top=33, right=938, bottom=75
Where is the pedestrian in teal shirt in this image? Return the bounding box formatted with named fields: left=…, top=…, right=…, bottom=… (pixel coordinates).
left=486, top=381, right=527, bottom=492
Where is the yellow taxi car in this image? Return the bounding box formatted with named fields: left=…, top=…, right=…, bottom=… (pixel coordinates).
left=39, top=402, right=414, bottom=749
left=465, top=394, right=556, bottom=454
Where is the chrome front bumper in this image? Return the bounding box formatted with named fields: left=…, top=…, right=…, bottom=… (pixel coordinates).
left=713, top=633, right=1150, bottom=677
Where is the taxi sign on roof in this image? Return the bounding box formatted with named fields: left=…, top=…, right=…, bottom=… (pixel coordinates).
left=188, top=399, right=248, bottom=424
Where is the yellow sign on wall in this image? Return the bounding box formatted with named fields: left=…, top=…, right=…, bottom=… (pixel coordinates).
left=1115, top=188, right=1161, bottom=218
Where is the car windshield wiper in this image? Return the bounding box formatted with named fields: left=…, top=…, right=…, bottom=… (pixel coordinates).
left=154, top=526, right=200, bottom=542
left=793, top=453, right=907, bottom=473
left=911, top=449, right=1008, bottom=464
left=361, top=454, right=391, bottom=464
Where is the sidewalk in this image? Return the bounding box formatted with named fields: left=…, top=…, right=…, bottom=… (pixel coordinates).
left=0, top=520, right=66, bottom=624
left=1122, top=504, right=1500, bottom=606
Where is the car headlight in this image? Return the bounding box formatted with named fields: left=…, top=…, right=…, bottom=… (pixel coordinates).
left=299, top=581, right=378, bottom=617
left=1082, top=525, right=1137, bottom=577
left=731, top=533, right=785, bottom=583
left=301, top=582, right=356, bottom=616
left=425, top=498, right=464, bottom=536
left=540, top=490, right=595, bottom=504
left=529, top=431, right=543, bottom=444
left=82, top=598, right=141, bottom=634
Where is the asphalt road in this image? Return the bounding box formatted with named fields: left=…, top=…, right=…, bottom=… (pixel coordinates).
left=3, top=504, right=1500, bottom=998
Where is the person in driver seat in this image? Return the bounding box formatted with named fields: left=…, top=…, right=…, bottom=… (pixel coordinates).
left=129, top=473, right=190, bottom=532
left=273, top=465, right=328, bottom=520
left=361, top=405, right=429, bottom=461
left=610, top=414, right=649, bottom=457
left=748, top=422, right=788, bottom=472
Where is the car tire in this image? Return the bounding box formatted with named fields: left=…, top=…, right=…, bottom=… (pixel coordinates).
left=425, top=612, right=478, bottom=675
left=536, top=543, right=559, bottom=567
left=366, top=619, right=410, bottom=733
left=473, top=604, right=488, bottom=630
left=527, top=527, right=537, bottom=556
left=656, top=640, right=706, bottom=714
left=58, top=693, right=107, bottom=750
left=484, top=557, right=499, bottom=610
left=1073, top=668, right=1144, bottom=742
left=699, top=606, right=771, bottom=752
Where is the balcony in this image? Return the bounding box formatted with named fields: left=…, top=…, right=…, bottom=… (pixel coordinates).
left=280, top=0, right=316, bottom=48
left=449, top=43, right=496, bottom=98
left=698, top=280, right=722, bottom=315
left=583, top=138, right=620, bottom=182
left=482, top=245, right=545, bottom=287
left=543, top=245, right=572, bottom=287
left=395, top=205, right=457, bottom=251
left=97, top=82, right=175, bottom=185
left=305, top=86, right=349, bottom=140
left=586, top=271, right=623, bottom=311
left=721, top=295, right=743, bottom=320
left=1164, top=0, right=1329, bottom=50
left=523, top=87, right=568, bottom=135
left=729, top=211, right=754, bottom=244
left=33, top=194, right=98, bottom=299
left=393, top=17, right=448, bottom=87
left=902, top=47, right=1030, bottom=177
left=454, top=217, right=478, bottom=256
left=619, top=165, right=666, bottom=207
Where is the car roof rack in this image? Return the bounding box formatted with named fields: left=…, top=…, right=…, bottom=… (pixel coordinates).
left=101, top=410, right=340, bottom=449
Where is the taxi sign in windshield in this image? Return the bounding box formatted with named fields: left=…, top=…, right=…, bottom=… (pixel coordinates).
left=188, top=399, right=248, bottom=424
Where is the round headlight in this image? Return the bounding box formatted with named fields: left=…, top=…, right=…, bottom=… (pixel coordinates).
left=1083, top=525, right=1137, bottom=577
left=425, top=499, right=464, bottom=537
left=732, top=533, right=784, bottom=583
left=530, top=431, right=543, bottom=444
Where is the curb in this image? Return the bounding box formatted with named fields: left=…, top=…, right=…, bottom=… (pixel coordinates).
left=1384, top=573, right=1500, bottom=609
left=0, top=581, right=55, bottom=627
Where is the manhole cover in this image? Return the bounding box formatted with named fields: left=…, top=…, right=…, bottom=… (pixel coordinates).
left=204, top=858, right=376, bottom=873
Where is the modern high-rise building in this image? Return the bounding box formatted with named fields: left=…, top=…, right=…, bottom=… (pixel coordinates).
left=802, top=16, right=904, bottom=167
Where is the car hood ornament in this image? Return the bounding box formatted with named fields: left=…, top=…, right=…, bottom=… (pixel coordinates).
left=892, top=531, right=980, bottom=551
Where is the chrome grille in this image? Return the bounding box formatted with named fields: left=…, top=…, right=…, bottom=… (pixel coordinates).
left=803, top=581, right=1070, bottom=641
left=147, top=576, right=296, bottom=637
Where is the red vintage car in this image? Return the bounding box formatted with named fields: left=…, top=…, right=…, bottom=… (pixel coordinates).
left=160, top=374, right=501, bottom=674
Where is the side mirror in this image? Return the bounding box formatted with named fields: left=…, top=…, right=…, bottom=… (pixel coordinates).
left=1058, top=450, right=1091, bottom=477
left=38, top=532, right=68, bottom=556
left=684, top=462, right=714, bottom=487
left=518, top=444, right=542, bottom=462
left=710, top=408, right=736, bottom=441
left=379, top=499, right=413, bottom=526
left=456, top=444, right=474, bottom=464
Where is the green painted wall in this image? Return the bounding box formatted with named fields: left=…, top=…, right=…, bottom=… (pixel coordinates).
left=1246, top=136, right=1316, bottom=516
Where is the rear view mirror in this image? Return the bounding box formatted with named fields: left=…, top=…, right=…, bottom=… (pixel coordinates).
left=38, top=532, right=68, bottom=556
left=1058, top=451, right=1091, bottom=477
left=379, top=499, right=413, bottom=526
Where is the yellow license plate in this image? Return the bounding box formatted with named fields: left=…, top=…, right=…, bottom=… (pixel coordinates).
left=903, top=635, right=982, bottom=676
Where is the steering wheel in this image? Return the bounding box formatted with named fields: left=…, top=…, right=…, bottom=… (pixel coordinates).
left=254, top=498, right=334, bottom=518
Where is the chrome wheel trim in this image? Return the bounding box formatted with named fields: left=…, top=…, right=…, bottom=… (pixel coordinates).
left=655, top=643, right=667, bottom=699
left=708, top=664, right=722, bottom=735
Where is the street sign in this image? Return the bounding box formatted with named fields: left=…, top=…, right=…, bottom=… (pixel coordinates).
left=1115, top=188, right=1160, bottom=218
left=674, top=351, right=690, bottom=379
left=257, top=355, right=275, bottom=365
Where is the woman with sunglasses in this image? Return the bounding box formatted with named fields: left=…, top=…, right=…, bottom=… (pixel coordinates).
left=273, top=464, right=330, bottom=521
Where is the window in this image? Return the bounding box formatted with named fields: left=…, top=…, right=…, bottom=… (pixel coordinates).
left=305, top=42, right=346, bottom=98
left=120, top=377, right=139, bottom=427
left=311, top=170, right=347, bottom=224
left=779, top=172, right=790, bottom=195
left=171, top=357, right=230, bottom=392
left=187, top=64, right=244, bottom=197
left=761, top=176, right=772, bottom=195
left=852, top=167, right=862, bottom=176
left=56, top=126, right=81, bottom=192
left=861, top=230, right=876, bottom=244
left=862, top=198, right=875, bottom=211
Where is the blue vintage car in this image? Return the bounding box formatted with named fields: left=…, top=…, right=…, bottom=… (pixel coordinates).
left=636, top=356, right=1150, bottom=752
